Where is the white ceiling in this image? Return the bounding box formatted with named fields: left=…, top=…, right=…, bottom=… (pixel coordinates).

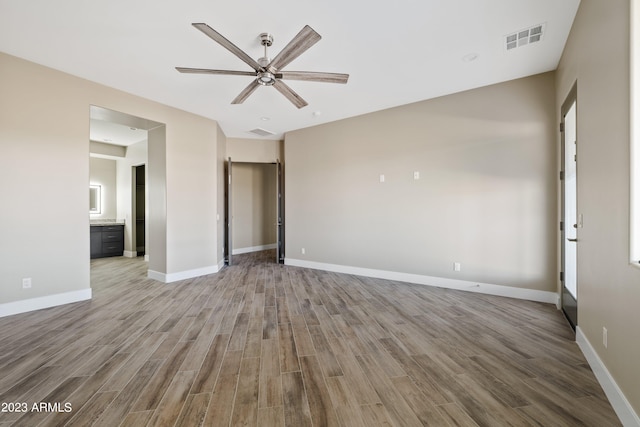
left=90, top=119, right=148, bottom=146
left=0, top=0, right=580, bottom=141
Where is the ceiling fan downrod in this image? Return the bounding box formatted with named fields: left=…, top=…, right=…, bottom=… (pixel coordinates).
left=257, top=32, right=275, bottom=85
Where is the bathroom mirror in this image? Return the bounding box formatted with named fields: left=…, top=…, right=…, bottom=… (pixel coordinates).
left=89, top=185, right=101, bottom=214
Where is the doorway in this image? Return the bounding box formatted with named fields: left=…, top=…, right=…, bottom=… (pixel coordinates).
left=89, top=106, right=167, bottom=280
left=225, top=159, right=283, bottom=265
left=561, top=84, right=578, bottom=330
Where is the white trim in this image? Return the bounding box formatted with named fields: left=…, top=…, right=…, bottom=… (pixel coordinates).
left=632, top=0, right=640, bottom=264
left=576, top=327, right=640, bottom=427
left=148, top=264, right=220, bottom=283
left=0, top=288, right=92, bottom=318
left=144, top=254, right=149, bottom=262
left=218, top=258, right=226, bottom=271
left=284, top=258, right=558, bottom=304
left=147, top=269, right=166, bottom=282
left=123, top=250, right=137, bottom=258
left=232, top=243, right=277, bottom=255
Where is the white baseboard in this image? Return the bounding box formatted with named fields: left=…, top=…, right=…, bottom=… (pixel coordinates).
left=576, top=327, right=640, bottom=427
left=284, top=258, right=558, bottom=305
left=148, top=264, right=220, bottom=284
left=233, top=243, right=277, bottom=255
left=144, top=254, right=149, bottom=262
left=147, top=269, right=165, bottom=282
left=0, top=288, right=92, bottom=318
left=123, top=250, right=137, bottom=258
left=218, top=258, right=226, bottom=271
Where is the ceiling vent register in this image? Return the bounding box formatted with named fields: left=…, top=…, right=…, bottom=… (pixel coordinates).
left=249, top=128, right=276, bottom=137
left=505, top=23, right=545, bottom=51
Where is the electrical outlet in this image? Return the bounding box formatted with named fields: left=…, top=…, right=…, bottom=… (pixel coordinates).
left=454, top=262, right=461, bottom=272
left=603, top=327, right=608, bottom=348
left=301, top=248, right=306, bottom=255
left=413, top=171, right=420, bottom=180
left=22, top=278, right=32, bottom=289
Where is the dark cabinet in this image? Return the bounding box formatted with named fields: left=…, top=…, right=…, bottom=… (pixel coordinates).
left=90, top=227, right=102, bottom=258
left=90, top=225, right=124, bottom=259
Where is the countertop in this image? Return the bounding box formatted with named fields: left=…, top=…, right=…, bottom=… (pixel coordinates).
left=90, top=220, right=125, bottom=226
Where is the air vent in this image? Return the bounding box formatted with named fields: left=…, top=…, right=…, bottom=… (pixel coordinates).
left=505, top=23, right=545, bottom=51
left=248, top=128, right=275, bottom=137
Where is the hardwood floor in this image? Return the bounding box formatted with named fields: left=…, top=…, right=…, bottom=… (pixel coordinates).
left=0, top=250, right=621, bottom=426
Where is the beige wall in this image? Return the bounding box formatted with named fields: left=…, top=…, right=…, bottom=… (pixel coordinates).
left=285, top=72, right=557, bottom=292
left=556, top=0, right=640, bottom=414
left=232, top=163, right=277, bottom=252
left=227, top=137, right=283, bottom=163
left=0, top=51, right=221, bottom=307
left=90, top=140, right=126, bottom=157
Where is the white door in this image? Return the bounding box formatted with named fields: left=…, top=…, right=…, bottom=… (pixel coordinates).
left=561, top=85, right=578, bottom=329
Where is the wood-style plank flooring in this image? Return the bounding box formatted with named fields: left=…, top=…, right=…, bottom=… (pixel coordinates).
left=0, top=250, right=621, bottom=426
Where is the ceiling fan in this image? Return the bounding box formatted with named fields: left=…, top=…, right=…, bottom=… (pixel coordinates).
left=176, top=23, right=349, bottom=109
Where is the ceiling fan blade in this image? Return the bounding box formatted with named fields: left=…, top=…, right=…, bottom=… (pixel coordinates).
left=278, top=71, right=349, bottom=84
left=192, top=23, right=264, bottom=72
left=231, top=80, right=261, bottom=104
left=268, top=25, right=321, bottom=72
left=176, top=67, right=257, bottom=77
left=273, top=80, right=308, bottom=109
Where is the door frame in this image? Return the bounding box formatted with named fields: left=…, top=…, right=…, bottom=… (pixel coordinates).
left=225, top=157, right=233, bottom=265
left=276, top=159, right=284, bottom=264
left=132, top=164, right=146, bottom=257
left=560, top=82, right=578, bottom=330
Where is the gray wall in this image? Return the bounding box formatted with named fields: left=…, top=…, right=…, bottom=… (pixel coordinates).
left=556, top=0, right=640, bottom=414
left=285, top=72, right=557, bottom=293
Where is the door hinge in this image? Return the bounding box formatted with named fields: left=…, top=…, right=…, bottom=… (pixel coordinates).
left=560, top=122, right=565, bottom=132
left=560, top=221, right=564, bottom=231
left=560, top=171, right=564, bottom=180
left=560, top=271, right=564, bottom=282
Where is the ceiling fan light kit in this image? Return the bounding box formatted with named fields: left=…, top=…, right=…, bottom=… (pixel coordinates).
left=176, top=23, right=349, bottom=108
left=257, top=72, right=276, bottom=86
